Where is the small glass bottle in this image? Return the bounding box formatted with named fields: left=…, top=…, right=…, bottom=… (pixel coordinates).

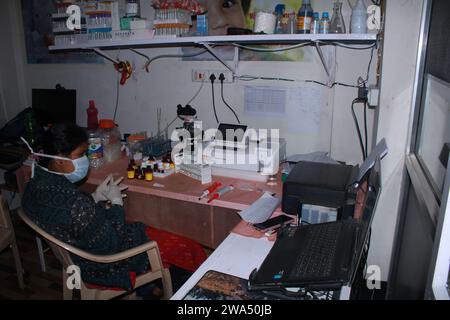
left=274, top=4, right=286, bottom=34
left=127, top=164, right=136, bottom=179
left=350, top=0, right=368, bottom=34
left=330, top=1, right=346, bottom=34
left=297, top=0, right=314, bottom=34
left=310, top=12, right=320, bottom=34
left=319, top=12, right=330, bottom=34
left=126, top=0, right=140, bottom=18
left=87, top=130, right=104, bottom=169
left=145, top=168, right=154, bottom=182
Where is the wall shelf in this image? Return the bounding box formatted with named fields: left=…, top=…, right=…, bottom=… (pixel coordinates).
left=49, top=33, right=377, bottom=51
left=49, top=33, right=377, bottom=85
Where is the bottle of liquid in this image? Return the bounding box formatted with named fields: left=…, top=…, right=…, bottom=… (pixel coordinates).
left=310, top=12, right=320, bottom=34
left=350, top=0, right=368, bottom=34
left=127, top=163, right=136, bottom=179
left=87, top=130, right=104, bottom=169
left=87, top=100, right=99, bottom=130
left=99, top=119, right=122, bottom=163
left=274, top=4, right=286, bottom=34
left=126, top=0, right=140, bottom=18
left=288, top=11, right=297, bottom=34
left=330, top=1, right=346, bottom=34
left=145, top=168, right=154, bottom=182
left=24, top=113, right=37, bottom=148
left=297, top=0, right=314, bottom=34
left=319, top=12, right=330, bottom=34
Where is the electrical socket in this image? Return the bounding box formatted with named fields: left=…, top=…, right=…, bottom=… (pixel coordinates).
left=192, top=69, right=234, bottom=83
left=367, top=86, right=380, bottom=109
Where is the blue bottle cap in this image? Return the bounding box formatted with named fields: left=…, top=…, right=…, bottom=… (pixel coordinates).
left=323, top=12, right=329, bottom=18
left=275, top=4, right=286, bottom=15
left=313, top=12, right=320, bottom=19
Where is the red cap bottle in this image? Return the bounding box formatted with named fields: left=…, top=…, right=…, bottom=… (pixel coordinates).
left=87, top=100, right=99, bottom=130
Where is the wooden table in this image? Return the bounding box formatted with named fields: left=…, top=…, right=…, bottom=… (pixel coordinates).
left=16, top=157, right=283, bottom=248
left=70, top=157, right=283, bottom=249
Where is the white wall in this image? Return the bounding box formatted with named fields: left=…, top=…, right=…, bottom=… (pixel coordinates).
left=369, top=0, right=424, bottom=281
left=0, top=0, right=28, bottom=127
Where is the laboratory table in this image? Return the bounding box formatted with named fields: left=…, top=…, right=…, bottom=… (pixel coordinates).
left=17, top=157, right=283, bottom=249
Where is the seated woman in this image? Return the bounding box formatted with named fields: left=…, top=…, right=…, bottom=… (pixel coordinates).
left=22, top=123, right=207, bottom=292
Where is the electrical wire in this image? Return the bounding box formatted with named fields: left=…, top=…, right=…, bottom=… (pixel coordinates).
left=144, top=49, right=208, bottom=71
left=210, top=78, right=219, bottom=124
left=327, top=42, right=378, bottom=50
left=186, top=78, right=205, bottom=106
left=228, top=42, right=312, bottom=52
left=220, top=80, right=241, bottom=124
left=305, top=80, right=360, bottom=89
left=364, top=46, right=376, bottom=85
left=364, top=101, right=369, bottom=159
left=113, top=69, right=120, bottom=123
left=351, top=98, right=366, bottom=161
left=238, top=75, right=360, bottom=88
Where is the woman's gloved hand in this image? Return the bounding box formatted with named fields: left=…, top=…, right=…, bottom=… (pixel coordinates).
left=106, top=177, right=128, bottom=206
left=92, top=175, right=114, bottom=203
left=92, top=175, right=128, bottom=206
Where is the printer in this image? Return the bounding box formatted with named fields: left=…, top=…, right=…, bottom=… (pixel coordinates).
left=282, top=161, right=359, bottom=220
left=203, top=124, right=287, bottom=182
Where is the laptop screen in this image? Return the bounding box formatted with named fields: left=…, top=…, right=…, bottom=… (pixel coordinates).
left=350, top=157, right=382, bottom=282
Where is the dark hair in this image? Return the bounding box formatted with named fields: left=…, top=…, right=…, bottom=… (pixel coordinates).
left=40, top=123, right=87, bottom=167
left=241, top=0, right=251, bottom=15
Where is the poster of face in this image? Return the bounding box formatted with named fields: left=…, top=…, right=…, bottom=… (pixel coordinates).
left=184, top=0, right=305, bottom=61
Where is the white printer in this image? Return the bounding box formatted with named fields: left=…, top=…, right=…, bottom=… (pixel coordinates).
left=203, top=124, right=287, bottom=182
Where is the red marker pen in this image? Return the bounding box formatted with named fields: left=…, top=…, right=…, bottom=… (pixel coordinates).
left=207, top=185, right=234, bottom=203
left=199, top=182, right=222, bottom=200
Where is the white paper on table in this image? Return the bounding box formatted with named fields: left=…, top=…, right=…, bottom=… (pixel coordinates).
left=238, top=192, right=282, bottom=224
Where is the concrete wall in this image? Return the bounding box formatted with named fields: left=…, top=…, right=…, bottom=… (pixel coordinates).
left=370, top=0, right=424, bottom=281
left=0, top=0, right=28, bottom=127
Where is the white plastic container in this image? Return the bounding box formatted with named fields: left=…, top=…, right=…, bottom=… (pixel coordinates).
left=351, top=0, right=368, bottom=34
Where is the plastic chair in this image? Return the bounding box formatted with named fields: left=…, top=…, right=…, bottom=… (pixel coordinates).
left=17, top=208, right=173, bottom=300
left=0, top=194, right=24, bottom=289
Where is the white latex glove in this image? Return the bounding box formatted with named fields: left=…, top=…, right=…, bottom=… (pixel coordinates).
left=92, top=175, right=114, bottom=203
left=92, top=175, right=113, bottom=203
left=103, top=177, right=128, bottom=206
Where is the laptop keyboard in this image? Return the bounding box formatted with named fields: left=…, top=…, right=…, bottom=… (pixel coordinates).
left=288, top=223, right=343, bottom=280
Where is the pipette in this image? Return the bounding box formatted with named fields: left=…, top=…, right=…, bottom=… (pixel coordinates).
left=207, top=185, right=234, bottom=203
left=199, top=182, right=222, bottom=200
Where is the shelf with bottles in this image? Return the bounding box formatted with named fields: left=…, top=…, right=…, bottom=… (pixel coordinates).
left=49, top=33, right=377, bottom=51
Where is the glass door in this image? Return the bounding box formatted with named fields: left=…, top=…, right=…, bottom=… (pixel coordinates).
left=387, top=0, right=450, bottom=299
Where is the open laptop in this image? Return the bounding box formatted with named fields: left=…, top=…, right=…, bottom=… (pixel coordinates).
left=248, top=158, right=382, bottom=291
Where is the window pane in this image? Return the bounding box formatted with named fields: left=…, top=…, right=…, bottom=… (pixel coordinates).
left=417, top=74, right=450, bottom=194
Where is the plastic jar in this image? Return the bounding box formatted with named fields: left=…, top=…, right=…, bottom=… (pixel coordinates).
left=99, top=120, right=122, bottom=163
left=87, top=129, right=104, bottom=169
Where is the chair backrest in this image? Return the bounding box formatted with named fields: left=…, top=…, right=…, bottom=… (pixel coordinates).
left=0, top=194, right=13, bottom=230
left=17, top=208, right=80, bottom=269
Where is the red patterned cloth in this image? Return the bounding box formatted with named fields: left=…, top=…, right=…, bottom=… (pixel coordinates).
left=146, top=227, right=207, bottom=272
left=86, top=228, right=207, bottom=291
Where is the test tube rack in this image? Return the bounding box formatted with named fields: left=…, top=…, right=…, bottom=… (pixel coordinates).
left=176, top=164, right=212, bottom=185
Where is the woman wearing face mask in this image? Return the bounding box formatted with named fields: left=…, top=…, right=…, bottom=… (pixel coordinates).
left=22, top=123, right=207, bottom=293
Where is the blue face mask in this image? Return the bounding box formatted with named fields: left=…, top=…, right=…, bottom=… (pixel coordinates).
left=64, top=155, right=90, bottom=183
left=21, top=137, right=90, bottom=184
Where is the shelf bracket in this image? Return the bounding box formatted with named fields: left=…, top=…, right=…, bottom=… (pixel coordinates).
left=314, top=42, right=331, bottom=78
left=93, top=48, right=120, bottom=65
left=198, top=42, right=237, bottom=75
